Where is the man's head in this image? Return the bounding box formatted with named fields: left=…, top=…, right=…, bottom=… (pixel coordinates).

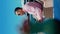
left=14, top=7, right=25, bottom=16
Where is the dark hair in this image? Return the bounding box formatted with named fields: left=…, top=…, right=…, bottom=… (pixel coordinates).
left=14, top=7, right=22, bottom=14
left=14, top=7, right=22, bottom=12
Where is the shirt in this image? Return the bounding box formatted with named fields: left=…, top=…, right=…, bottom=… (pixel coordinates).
left=23, top=2, right=43, bottom=20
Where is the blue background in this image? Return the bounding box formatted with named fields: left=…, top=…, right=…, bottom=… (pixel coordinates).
left=0, top=0, right=27, bottom=34
left=0, top=0, right=60, bottom=34
left=54, top=0, right=60, bottom=20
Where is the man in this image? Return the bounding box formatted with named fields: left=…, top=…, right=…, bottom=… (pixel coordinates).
left=14, top=1, right=60, bottom=34
left=15, top=1, right=43, bottom=21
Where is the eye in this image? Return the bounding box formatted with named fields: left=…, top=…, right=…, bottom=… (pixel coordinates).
left=18, top=14, right=20, bottom=15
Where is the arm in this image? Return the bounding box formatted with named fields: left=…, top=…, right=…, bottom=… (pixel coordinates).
left=22, top=13, right=30, bottom=34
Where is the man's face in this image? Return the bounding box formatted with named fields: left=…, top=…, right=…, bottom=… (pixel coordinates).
left=15, top=9, right=25, bottom=16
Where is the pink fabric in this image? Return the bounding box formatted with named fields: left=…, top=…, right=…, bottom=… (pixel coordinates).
left=23, top=2, right=43, bottom=20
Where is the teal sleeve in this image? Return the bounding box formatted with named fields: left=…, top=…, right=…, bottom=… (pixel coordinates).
left=29, top=15, right=56, bottom=34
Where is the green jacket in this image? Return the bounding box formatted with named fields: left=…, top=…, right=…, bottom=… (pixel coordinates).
left=29, top=15, right=60, bottom=34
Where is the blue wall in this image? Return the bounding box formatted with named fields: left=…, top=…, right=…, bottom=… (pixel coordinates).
left=0, top=0, right=27, bottom=34
left=54, top=0, right=60, bottom=20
